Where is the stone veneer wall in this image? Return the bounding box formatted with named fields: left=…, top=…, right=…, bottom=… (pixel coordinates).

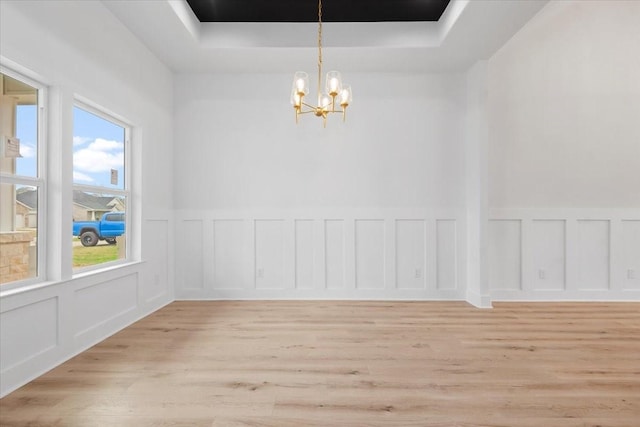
left=0, top=232, right=33, bottom=284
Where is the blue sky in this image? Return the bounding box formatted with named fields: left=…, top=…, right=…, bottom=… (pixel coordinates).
left=15, top=105, right=37, bottom=178
left=72, top=107, right=125, bottom=190
left=16, top=105, right=125, bottom=191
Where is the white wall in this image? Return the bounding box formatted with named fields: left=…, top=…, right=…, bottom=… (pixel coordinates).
left=2, top=0, right=639, bottom=400
left=174, top=73, right=466, bottom=210
left=0, top=0, right=174, bottom=397
left=487, top=0, right=640, bottom=299
left=173, top=72, right=469, bottom=299
left=465, top=61, right=491, bottom=307
left=489, top=0, right=640, bottom=208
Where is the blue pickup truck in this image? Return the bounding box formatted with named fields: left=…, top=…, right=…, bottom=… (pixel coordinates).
left=73, top=212, right=125, bottom=247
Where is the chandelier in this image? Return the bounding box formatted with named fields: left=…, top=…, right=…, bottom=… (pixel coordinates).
left=290, top=0, right=352, bottom=126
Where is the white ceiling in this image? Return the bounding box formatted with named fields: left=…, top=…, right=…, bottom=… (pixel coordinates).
left=102, top=0, right=548, bottom=73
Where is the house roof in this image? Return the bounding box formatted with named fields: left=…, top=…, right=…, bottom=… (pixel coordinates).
left=16, top=188, right=37, bottom=210
left=16, top=188, right=122, bottom=211
left=72, top=190, right=119, bottom=211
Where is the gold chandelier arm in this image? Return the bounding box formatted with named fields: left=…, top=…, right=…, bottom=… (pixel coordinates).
left=299, top=106, right=344, bottom=116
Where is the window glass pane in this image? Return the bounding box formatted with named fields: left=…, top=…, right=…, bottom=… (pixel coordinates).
left=1, top=73, right=38, bottom=178
left=73, top=106, right=125, bottom=190
left=72, top=191, right=126, bottom=269
left=0, top=184, right=38, bottom=285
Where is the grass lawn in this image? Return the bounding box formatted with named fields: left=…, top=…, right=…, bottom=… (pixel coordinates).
left=73, top=244, right=119, bottom=268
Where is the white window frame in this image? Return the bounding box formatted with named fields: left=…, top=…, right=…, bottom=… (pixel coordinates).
left=72, top=98, right=132, bottom=275
left=0, top=65, right=47, bottom=292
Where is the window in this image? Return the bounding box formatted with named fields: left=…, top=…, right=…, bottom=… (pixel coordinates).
left=72, top=103, right=129, bottom=271
left=0, top=71, right=44, bottom=287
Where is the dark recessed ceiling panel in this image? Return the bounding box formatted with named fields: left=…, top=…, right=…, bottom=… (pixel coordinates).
left=186, top=0, right=451, bottom=23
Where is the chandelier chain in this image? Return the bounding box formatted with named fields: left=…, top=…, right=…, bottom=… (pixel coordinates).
left=317, top=0, right=323, bottom=101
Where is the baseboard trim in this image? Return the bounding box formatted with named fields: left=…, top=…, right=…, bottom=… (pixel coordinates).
left=466, top=290, right=493, bottom=308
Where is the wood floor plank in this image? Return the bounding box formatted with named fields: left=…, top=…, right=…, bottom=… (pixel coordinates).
left=1, top=301, right=639, bottom=426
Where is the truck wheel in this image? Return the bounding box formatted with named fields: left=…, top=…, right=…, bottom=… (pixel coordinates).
left=80, top=231, right=99, bottom=247
left=106, top=238, right=117, bottom=245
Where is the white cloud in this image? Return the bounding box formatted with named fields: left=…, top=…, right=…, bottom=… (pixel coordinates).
left=73, top=136, right=91, bottom=146
left=19, top=143, right=36, bottom=158
left=73, top=171, right=94, bottom=182
left=89, top=138, right=123, bottom=151
left=73, top=138, right=124, bottom=173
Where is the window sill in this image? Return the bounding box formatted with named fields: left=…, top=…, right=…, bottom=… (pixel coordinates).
left=0, top=260, right=144, bottom=299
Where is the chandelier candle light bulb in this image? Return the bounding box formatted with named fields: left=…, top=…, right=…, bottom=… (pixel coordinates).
left=291, top=0, right=352, bottom=127
left=340, top=85, right=352, bottom=121
left=322, top=96, right=331, bottom=110
left=296, top=77, right=307, bottom=94
left=326, top=71, right=342, bottom=96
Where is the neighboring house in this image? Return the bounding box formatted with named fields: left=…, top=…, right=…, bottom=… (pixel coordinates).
left=15, top=188, right=37, bottom=229
left=72, top=190, right=124, bottom=221
left=14, top=189, right=124, bottom=225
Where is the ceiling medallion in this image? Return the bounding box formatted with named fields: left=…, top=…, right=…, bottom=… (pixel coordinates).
left=290, top=0, right=352, bottom=127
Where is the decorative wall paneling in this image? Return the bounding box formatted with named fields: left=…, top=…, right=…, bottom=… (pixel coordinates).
left=489, top=209, right=640, bottom=300
left=0, top=218, right=174, bottom=398
left=1, top=265, right=140, bottom=397
left=175, top=210, right=466, bottom=300
left=143, top=219, right=172, bottom=304
left=0, top=297, right=58, bottom=373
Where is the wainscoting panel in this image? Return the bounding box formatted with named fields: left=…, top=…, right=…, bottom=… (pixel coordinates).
left=255, top=220, right=285, bottom=290
left=144, top=219, right=170, bottom=303
left=436, top=220, right=458, bottom=290
left=490, top=209, right=640, bottom=300
left=530, top=220, right=565, bottom=291
left=212, top=220, right=245, bottom=290
left=576, top=220, right=610, bottom=291
left=175, top=210, right=466, bottom=300
left=0, top=297, right=58, bottom=372
left=74, top=274, right=138, bottom=338
left=620, top=220, right=640, bottom=290
left=355, top=220, right=385, bottom=290
left=396, top=220, right=426, bottom=289
left=295, top=220, right=315, bottom=289
left=325, top=220, right=345, bottom=290
left=178, top=220, right=203, bottom=290
left=488, top=220, right=521, bottom=291
left=1, top=259, right=173, bottom=398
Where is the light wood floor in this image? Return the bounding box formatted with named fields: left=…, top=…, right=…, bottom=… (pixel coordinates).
left=1, top=301, right=639, bottom=426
